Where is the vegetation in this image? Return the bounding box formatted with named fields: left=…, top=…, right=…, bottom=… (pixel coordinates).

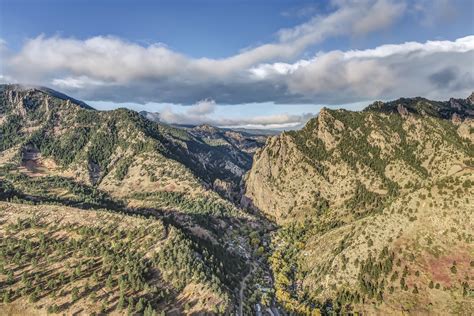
left=1, top=85, right=473, bottom=315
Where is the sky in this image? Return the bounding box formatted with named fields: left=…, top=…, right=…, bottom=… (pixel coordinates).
left=0, top=0, right=473, bottom=129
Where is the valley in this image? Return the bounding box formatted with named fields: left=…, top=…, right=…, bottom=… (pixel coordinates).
left=0, top=84, right=473, bottom=315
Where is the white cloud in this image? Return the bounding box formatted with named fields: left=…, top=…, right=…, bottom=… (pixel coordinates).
left=412, top=0, right=458, bottom=27
left=0, top=1, right=472, bottom=105
left=52, top=76, right=110, bottom=89
left=277, top=0, right=406, bottom=42
left=158, top=99, right=314, bottom=129
left=186, top=99, right=216, bottom=115
left=249, top=36, right=474, bottom=102
left=0, top=74, right=16, bottom=84
left=3, top=0, right=407, bottom=85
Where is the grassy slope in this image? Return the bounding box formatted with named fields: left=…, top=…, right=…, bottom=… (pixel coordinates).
left=244, top=97, right=474, bottom=314
left=0, top=85, right=264, bottom=314
left=0, top=202, right=235, bottom=315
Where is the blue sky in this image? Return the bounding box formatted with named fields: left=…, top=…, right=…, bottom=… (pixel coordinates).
left=0, top=0, right=473, bottom=129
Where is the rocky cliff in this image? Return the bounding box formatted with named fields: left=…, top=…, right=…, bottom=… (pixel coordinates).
left=243, top=95, right=474, bottom=314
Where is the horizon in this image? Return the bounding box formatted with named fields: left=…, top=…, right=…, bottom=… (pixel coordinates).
left=0, top=0, right=473, bottom=129
left=2, top=82, right=473, bottom=132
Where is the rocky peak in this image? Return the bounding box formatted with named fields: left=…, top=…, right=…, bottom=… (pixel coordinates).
left=194, top=124, right=219, bottom=133
left=449, top=98, right=463, bottom=110
left=397, top=104, right=409, bottom=117
left=1, top=84, right=93, bottom=111
left=468, top=92, right=474, bottom=105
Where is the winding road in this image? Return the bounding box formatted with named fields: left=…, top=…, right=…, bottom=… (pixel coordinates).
left=239, top=263, right=256, bottom=316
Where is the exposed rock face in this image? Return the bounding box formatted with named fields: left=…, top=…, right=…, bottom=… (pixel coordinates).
left=397, top=104, right=409, bottom=116
left=243, top=95, right=473, bottom=314
left=468, top=92, right=474, bottom=105
left=0, top=84, right=259, bottom=314
left=365, top=93, right=474, bottom=120
left=138, top=111, right=268, bottom=201
left=245, top=95, right=473, bottom=224
left=0, top=84, right=268, bottom=202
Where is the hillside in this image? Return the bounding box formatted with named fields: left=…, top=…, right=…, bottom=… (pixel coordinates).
left=0, top=85, right=267, bottom=202
left=0, top=202, right=236, bottom=315
left=138, top=111, right=268, bottom=201
left=0, top=84, right=272, bottom=314
left=1, top=85, right=473, bottom=315
left=243, top=95, right=474, bottom=314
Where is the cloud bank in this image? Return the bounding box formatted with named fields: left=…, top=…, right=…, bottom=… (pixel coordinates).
left=0, top=0, right=472, bottom=110
left=158, top=99, right=314, bottom=129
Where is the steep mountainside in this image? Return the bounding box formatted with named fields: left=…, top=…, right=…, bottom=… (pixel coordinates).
left=244, top=95, right=474, bottom=314
left=0, top=84, right=269, bottom=314
left=138, top=112, right=267, bottom=200
left=1, top=84, right=473, bottom=315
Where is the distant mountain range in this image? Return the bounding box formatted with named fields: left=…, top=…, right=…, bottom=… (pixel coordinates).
left=138, top=110, right=281, bottom=136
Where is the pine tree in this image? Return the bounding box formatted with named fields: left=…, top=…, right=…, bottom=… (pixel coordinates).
left=3, top=290, right=10, bottom=304
left=117, top=294, right=125, bottom=310
left=144, top=303, right=154, bottom=316
left=376, top=291, right=383, bottom=302
left=450, top=265, right=457, bottom=274
left=6, top=270, right=13, bottom=283
left=100, top=302, right=107, bottom=314
left=136, top=297, right=145, bottom=313
left=106, top=274, right=114, bottom=290
left=71, top=287, right=79, bottom=301
left=29, top=291, right=38, bottom=303
left=127, top=297, right=134, bottom=315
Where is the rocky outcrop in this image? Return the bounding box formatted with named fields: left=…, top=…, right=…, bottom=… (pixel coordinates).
left=244, top=95, right=474, bottom=314
left=244, top=95, right=474, bottom=225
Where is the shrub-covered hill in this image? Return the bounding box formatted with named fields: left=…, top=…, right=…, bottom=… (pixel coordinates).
left=0, top=84, right=264, bottom=203
left=243, top=94, right=474, bottom=314
left=0, top=84, right=272, bottom=314
left=0, top=202, right=244, bottom=315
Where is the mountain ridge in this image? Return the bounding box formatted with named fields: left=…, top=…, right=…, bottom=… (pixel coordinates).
left=0, top=83, right=272, bottom=314
left=243, top=93, right=473, bottom=314
left=0, top=84, right=473, bottom=315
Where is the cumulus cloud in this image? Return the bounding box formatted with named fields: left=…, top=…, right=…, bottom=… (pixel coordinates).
left=52, top=76, right=110, bottom=89
left=7, top=1, right=404, bottom=84
left=159, top=99, right=314, bottom=129
left=249, top=36, right=474, bottom=103
left=0, top=0, right=472, bottom=106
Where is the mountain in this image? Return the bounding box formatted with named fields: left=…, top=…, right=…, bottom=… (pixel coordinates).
left=138, top=111, right=268, bottom=200
left=0, top=84, right=270, bottom=314
left=138, top=110, right=280, bottom=136
left=243, top=95, right=474, bottom=314
left=139, top=110, right=161, bottom=123
left=1, top=85, right=473, bottom=315
left=0, top=85, right=268, bottom=201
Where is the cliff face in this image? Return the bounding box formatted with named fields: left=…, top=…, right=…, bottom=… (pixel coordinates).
left=244, top=97, right=473, bottom=224
left=243, top=95, right=474, bottom=314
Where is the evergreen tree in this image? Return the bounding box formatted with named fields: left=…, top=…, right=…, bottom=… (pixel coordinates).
left=136, top=297, right=145, bottom=313
left=3, top=290, right=10, bottom=304
left=106, top=274, right=114, bottom=290
left=117, top=294, right=125, bottom=310
left=127, top=297, right=134, bottom=315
